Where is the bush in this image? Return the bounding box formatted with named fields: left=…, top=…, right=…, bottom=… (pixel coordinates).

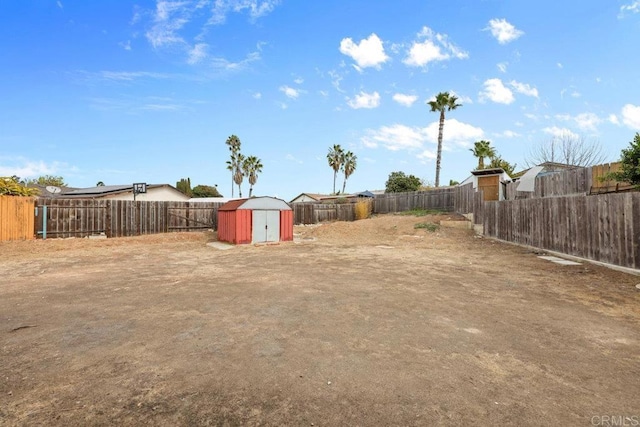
left=0, top=177, right=39, bottom=196
left=385, top=171, right=422, bottom=193
left=399, top=208, right=446, bottom=217
left=610, top=133, right=640, bottom=187
left=414, top=222, right=439, bottom=232
left=354, top=200, right=372, bottom=220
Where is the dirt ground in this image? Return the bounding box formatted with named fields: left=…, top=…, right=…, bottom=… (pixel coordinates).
left=1, top=213, right=639, bottom=426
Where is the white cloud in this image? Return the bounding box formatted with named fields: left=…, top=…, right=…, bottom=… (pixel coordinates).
left=0, top=158, right=65, bottom=179
left=119, top=40, right=132, bottom=51
left=97, top=71, right=171, bottom=81
left=362, top=124, right=425, bottom=151
left=403, top=26, right=468, bottom=67
left=279, top=85, right=300, bottom=99
left=210, top=51, right=260, bottom=71
left=479, top=78, right=514, bottom=104
left=571, top=91, right=581, bottom=98
left=497, top=62, right=508, bottom=73
left=362, top=119, right=482, bottom=153
left=619, top=1, right=640, bottom=17
left=450, top=91, right=473, bottom=105
left=509, top=80, right=538, bottom=97
left=417, top=150, right=437, bottom=161
left=339, top=33, right=389, bottom=70
left=608, top=114, right=620, bottom=125
left=187, top=43, right=208, bottom=64
left=486, top=19, right=524, bottom=44
left=57, top=1, right=63, bottom=9
left=146, top=1, right=191, bottom=48
left=392, top=93, right=418, bottom=107
left=496, top=130, right=521, bottom=138
left=557, top=63, right=563, bottom=69
left=210, top=0, right=282, bottom=24
left=253, top=92, right=262, bottom=99
left=293, top=77, right=304, bottom=84
left=622, top=104, right=640, bottom=129
left=424, top=118, right=483, bottom=147
left=285, top=154, right=303, bottom=164
left=543, top=126, right=578, bottom=139
left=347, top=91, right=380, bottom=109
left=574, top=113, right=601, bottom=132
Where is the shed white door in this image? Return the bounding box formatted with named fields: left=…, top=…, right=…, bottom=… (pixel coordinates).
left=252, top=210, right=280, bottom=243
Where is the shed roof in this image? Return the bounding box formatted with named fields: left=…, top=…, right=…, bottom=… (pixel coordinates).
left=470, top=168, right=506, bottom=176
left=219, top=196, right=292, bottom=211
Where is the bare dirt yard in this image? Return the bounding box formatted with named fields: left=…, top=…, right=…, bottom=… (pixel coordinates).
left=1, top=213, right=639, bottom=426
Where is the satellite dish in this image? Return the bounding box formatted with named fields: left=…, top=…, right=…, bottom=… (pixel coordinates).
left=46, top=185, right=62, bottom=194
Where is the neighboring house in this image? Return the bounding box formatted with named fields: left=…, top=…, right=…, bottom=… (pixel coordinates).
left=289, top=193, right=330, bottom=203
left=36, top=184, right=190, bottom=201
left=290, top=190, right=382, bottom=204
left=511, top=161, right=579, bottom=180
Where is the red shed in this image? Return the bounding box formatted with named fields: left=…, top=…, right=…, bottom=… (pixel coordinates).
left=217, top=196, right=294, bottom=244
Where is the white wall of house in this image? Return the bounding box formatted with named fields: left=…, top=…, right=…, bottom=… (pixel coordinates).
left=102, top=186, right=189, bottom=201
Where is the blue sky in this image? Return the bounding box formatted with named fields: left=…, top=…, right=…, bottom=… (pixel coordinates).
left=1, top=0, right=639, bottom=200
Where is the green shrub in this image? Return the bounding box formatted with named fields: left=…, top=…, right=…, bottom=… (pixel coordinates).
left=414, top=222, right=439, bottom=232
left=400, top=208, right=446, bottom=216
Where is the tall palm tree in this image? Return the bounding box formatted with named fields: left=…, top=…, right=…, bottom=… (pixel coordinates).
left=234, top=153, right=246, bottom=197
left=428, top=92, right=462, bottom=187
left=243, top=155, right=263, bottom=197
left=469, top=140, right=496, bottom=169
left=327, top=144, right=345, bottom=194
left=341, top=151, right=357, bottom=194
left=225, top=135, right=242, bottom=197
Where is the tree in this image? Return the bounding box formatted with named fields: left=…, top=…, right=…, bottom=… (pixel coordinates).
left=234, top=153, right=246, bottom=197
left=609, top=132, right=640, bottom=186
left=341, top=151, right=357, bottom=194
left=525, top=133, right=606, bottom=167
left=192, top=185, right=223, bottom=198
left=0, top=176, right=39, bottom=196
left=327, top=144, right=345, bottom=194
left=487, top=156, right=517, bottom=177
left=225, top=135, right=242, bottom=197
left=385, top=171, right=422, bottom=193
left=25, top=175, right=67, bottom=187
left=96, top=181, right=105, bottom=187
left=428, top=92, right=462, bottom=187
left=242, top=155, right=263, bottom=197
left=176, top=177, right=192, bottom=197
left=469, top=140, right=496, bottom=170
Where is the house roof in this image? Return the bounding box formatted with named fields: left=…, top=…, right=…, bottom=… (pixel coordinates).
left=41, top=184, right=183, bottom=199
left=470, top=168, right=506, bottom=176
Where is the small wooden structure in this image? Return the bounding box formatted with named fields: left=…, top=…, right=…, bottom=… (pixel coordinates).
left=217, top=197, right=294, bottom=244
left=460, top=168, right=511, bottom=201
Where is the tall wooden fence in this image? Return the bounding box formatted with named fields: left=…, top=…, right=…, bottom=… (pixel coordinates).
left=482, top=193, right=640, bottom=269
left=505, top=167, right=592, bottom=200
left=373, top=188, right=454, bottom=214
left=0, top=196, right=35, bottom=241
left=34, top=199, right=223, bottom=238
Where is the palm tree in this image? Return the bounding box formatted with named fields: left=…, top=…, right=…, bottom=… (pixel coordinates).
left=225, top=135, right=242, bottom=197
left=428, top=92, right=462, bottom=187
left=234, top=153, right=246, bottom=197
left=243, top=155, right=263, bottom=197
left=327, top=144, right=345, bottom=194
left=341, top=151, right=357, bottom=194
left=469, top=140, right=496, bottom=170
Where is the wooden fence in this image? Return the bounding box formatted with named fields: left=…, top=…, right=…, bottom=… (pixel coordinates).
left=373, top=188, right=454, bottom=214
left=505, top=167, right=592, bottom=199
left=482, top=192, right=640, bottom=269
left=0, top=196, right=35, bottom=241
left=34, top=199, right=223, bottom=238
left=292, top=188, right=456, bottom=225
